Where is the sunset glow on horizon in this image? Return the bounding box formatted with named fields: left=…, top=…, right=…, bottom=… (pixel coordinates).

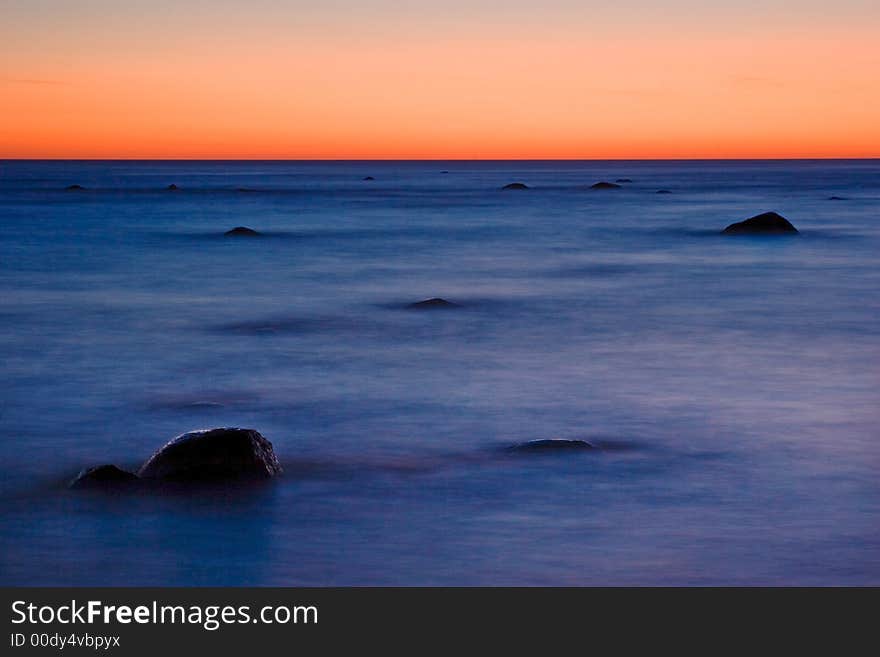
left=2, top=1, right=879, bottom=159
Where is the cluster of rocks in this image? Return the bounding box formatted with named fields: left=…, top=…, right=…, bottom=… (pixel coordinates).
left=71, top=428, right=282, bottom=489
left=70, top=428, right=601, bottom=490
left=65, top=184, right=182, bottom=191
left=62, top=178, right=807, bottom=237
left=495, top=179, right=801, bottom=234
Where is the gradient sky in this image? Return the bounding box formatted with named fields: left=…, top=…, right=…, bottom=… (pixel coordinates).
left=1, top=1, right=879, bottom=159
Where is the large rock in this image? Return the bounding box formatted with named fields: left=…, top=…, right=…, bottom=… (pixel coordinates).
left=722, top=211, right=798, bottom=235
left=507, top=438, right=594, bottom=453
left=138, top=428, right=282, bottom=480
left=502, top=182, right=529, bottom=190
left=66, top=184, right=85, bottom=191
left=70, top=464, right=139, bottom=489
left=590, top=181, right=621, bottom=190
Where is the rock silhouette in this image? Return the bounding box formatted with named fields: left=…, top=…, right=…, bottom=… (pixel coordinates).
left=828, top=196, right=846, bottom=201
left=722, top=211, right=798, bottom=235
left=167, top=184, right=179, bottom=191
left=224, top=226, right=261, bottom=237
left=502, top=182, right=529, bottom=190
left=138, top=428, right=282, bottom=481
left=656, top=189, right=672, bottom=194
left=508, top=438, right=595, bottom=452
left=615, top=178, right=633, bottom=183
left=590, top=182, right=621, bottom=190
left=407, top=298, right=460, bottom=310
left=66, top=184, right=85, bottom=191
left=363, top=176, right=375, bottom=181
left=70, top=464, right=139, bottom=489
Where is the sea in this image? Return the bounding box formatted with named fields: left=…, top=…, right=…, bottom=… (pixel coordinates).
left=0, top=159, right=878, bottom=585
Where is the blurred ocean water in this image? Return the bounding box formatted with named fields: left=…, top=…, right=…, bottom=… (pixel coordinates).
left=0, top=159, right=878, bottom=585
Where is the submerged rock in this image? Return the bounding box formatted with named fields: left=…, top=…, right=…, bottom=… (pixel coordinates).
left=70, top=464, right=139, bottom=489
left=828, top=196, right=846, bottom=201
left=66, top=184, right=85, bottom=191
left=138, top=428, right=282, bottom=481
left=224, top=226, right=261, bottom=237
left=508, top=438, right=595, bottom=453
left=406, top=298, right=460, bottom=310
left=656, top=189, right=672, bottom=194
left=590, top=181, right=621, bottom=190
left=722, top=211, right=798, bottom=235
left=615, top=178, right=633, bottom=183
left=167, top=184, right=179, bottom=191
left=363, top=176, right=375, bottom=181
left=502, top=182, right=529, bottom=190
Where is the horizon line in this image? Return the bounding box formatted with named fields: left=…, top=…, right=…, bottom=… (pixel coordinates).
left=2, top=156, right=879, bottom=162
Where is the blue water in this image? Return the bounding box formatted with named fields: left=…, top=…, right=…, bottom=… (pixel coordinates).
left=1, top=159, right=878, bottom=585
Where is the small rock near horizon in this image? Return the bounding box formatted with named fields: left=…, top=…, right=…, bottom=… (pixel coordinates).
left=508, top=438, right=595, bottom=453
left=406, top=298, right=460, bottom=310
left=224, top=226, right=261, bottom=237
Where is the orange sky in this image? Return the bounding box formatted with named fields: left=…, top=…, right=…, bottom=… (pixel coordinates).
left=1, top=2, right=879, bottom=159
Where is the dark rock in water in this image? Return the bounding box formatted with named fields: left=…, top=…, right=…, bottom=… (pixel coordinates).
left=502, top=182, right=529, bottom=190
left=828, top=196, right=846, bottom=201
left=236, top=187, right=257, bottom=193
left=441, top=170, right=449, bottom=174
left=138, top=428, right=282, bottom=481
left=656, top=189, right=672, bottom=194
left=167, top=184, right=179, bottom=191
left=722, top=211, right=798, bottom=235
left=590, top=181, right=621, bottom=190
left=363, top=176, right=375, bottom=181
left=70, top=464, right=139, bottom=489
left=224, top=226, right=261, bottom=237
left=615, top=178, right=633, bottom=183
left=407, top=297, right=460, bottom=310
left=508, top=438, right=595, bottom=453
left=66, top=184, right=85, bottom=191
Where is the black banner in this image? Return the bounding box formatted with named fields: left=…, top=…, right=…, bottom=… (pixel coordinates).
left=1, top=588, right=874, bottom=654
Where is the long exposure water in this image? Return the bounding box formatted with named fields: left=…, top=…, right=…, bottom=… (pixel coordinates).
left=1, top=159, right=878, bottom=584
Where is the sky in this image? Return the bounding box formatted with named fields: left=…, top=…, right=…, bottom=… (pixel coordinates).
left=1, top=1, right=879, bottom=159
